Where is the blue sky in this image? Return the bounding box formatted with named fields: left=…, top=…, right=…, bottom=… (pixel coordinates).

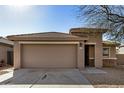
left=0, top=5, right=85, bottom=36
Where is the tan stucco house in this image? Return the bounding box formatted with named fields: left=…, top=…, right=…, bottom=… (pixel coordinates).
left=0, top=37, right=13, bottom=66
left=7, top=28, right=119, bottom=69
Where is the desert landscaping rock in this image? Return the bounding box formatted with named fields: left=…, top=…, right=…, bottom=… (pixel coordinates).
left=81, top=67, right=124, bottom=88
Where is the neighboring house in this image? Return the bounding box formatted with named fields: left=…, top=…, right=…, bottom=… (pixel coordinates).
left=117, top=45, right=124, bottom=54
left=7, top=28, right=119, bottom=69
left=0, top=37, right=13, bottom=66
left=116, top=45, right=124, bottom=65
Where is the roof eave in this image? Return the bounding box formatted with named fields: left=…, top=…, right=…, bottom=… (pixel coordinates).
left=7, top=37, right=88, bottom=41
left=70, top=28, right=108, bottom=33
left=103, top=42, right=120, bottom=46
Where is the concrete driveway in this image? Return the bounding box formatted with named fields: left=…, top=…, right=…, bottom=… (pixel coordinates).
left=0, top=69, right=93, bottom=88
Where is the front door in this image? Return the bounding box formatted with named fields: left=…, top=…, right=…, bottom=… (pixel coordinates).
left=85, top=45, right=95, bottom=67
left=85, top=45, right=89, bottom=66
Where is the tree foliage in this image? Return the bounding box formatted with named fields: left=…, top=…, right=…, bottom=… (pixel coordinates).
left=78, top=5, right=124, bottom=43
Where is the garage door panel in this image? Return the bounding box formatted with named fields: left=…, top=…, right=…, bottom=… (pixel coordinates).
left=21, top=44, right=77, bottom=68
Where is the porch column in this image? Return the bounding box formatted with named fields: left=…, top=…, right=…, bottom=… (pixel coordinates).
left=14, top=41, right=21, bottom=69
left=77, top=42, right=84, bottom=70
left=95, top=43, right=103, bottom=67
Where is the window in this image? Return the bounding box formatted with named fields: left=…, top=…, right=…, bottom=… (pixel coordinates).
left=103, top=48, right=110, bottom=57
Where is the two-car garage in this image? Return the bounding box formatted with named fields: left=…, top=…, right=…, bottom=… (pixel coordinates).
left=21, top=44, right=77, bottom=68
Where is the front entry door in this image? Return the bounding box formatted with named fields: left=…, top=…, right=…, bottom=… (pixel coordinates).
left=85, top=45, right=89, bottom=66
left=85, top=45, right=95, bottom=67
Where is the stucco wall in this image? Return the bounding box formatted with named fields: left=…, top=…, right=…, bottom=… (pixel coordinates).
left=0, top=45, right=13, bottom=65
left=14, top=41, right=21, bottom=69
left=103, top=59, right=117, bottom=67
left=103, top=45, right=117, bottom=67
left=115, top=46, right=124, bottom=65
left=110, top=46, right=116, bottom=58
left=103, top=45, right=116, bottom=58
left=77, top=42, right=84, bottom=69
left=71, top=30, right=103, bottom=68
left=117, top=54, right=124, bottom=65
left=0, top=45, right=7, bottom=65
left=88, top=33, right=103, bottom=67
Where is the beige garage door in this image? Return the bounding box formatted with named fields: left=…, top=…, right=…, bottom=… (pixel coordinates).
left=21, top=44, right=77, bottom=68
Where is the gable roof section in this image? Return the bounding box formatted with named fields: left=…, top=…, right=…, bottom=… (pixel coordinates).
left=7, top=32, right=88, bottom=41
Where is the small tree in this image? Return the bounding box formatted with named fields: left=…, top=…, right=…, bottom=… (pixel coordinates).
left=78, top=5, right=124, bottom=43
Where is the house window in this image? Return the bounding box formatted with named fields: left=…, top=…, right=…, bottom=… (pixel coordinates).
left=103, top=48, right=110, bottom=57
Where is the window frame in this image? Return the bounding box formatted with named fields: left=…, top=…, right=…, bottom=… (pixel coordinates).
left=103, top=47, right=110, bottom=58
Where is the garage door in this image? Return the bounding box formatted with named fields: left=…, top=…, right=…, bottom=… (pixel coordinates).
left=21, top=44, right=77, bottom=68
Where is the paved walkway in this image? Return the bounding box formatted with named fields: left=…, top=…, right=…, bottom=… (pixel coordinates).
left=81, top=67, right=107, bottom=74
left=0, top=69, right=93, bottom=88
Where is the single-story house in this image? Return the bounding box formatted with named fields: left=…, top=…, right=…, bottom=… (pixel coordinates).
left=7, top=28, right=119, bottom=69
left=0, top=37, right=13, bottom=66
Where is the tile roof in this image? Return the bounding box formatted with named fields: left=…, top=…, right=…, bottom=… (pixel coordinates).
left=7, top=32, right=88, bottom=41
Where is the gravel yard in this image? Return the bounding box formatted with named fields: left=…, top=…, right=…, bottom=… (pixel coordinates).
left=81, top=67, right=124, bottom=88
left=0, top=66, right=13, bottom=75
left=0, top=65, right=12, bottom=70
left=0, top=71, right=9, bottom=75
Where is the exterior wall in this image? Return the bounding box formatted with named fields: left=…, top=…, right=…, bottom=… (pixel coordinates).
left=103, top=45, right=117, bottom=58
left=77, top=42, right=84, bottom=69
left=0, top=45, right=7, bottom=66
left=0, top=45, right=13, bottom=66
left=103, top=45, right=117, bottom=67
left=71, top=30, right=118, bottom=67
left=103, top=59, right=117, bottom=67
left=110, top=46, right=117, bottom=58
left=116, top=54, right=124, bottom=65
left=116, top=46, right=124, bottom=65
left=89, top=32, right=103, bottom=67
left=14, top=41, right=21, bottom=69
left=71, top=31, right=103, bottom=68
